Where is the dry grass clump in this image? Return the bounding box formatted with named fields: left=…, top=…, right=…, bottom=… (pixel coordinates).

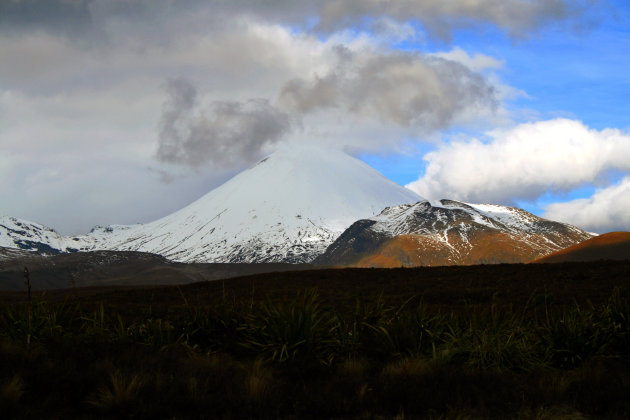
left=339, top=356, right=370, bottom=377
left=381, top=357, right=434, bottom=379
left=245, top=359, right=273, bottom=404
left=87, top=370, right=144, bottom=413
left=0, top=375, right=25, bottom=410
left=514, top=406, right=590, bottom=420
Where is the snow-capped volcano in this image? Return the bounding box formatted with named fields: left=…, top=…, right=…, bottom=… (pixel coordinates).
left=2, top=145, right=423, bottom=263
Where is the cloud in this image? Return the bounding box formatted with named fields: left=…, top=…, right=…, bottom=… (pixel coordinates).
left=314, top=0, right=581, bottom=39
left=544, top=177, right=630, bottom=233
left=0, top=0, right=597, bottom=235
left=173, top=0, right=587, bottom=40
left=406, top=119, right=630, bottom=203
left=156, top=77, right=292, bottom=168
left=0, top=0, right=93, bottom=38
left=0, top=0, right=588, bottom=42
left=279, top=48, right=498, bottom=130
left=430, top=47, right=504, bottom=72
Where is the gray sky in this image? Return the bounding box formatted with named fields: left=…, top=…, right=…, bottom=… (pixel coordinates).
left=2, top=0, right=628, bottom=234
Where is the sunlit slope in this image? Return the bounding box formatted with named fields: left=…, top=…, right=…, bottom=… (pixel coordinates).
left=532, top=232, right=630, bottom=263
left=316, top=200, right=593, bottom=267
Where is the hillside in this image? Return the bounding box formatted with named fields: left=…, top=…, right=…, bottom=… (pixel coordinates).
left=532, top=231, right=630, bottom=263
left=0, top=249, right=314, bottom=291
left=316, top=200, right=592, bottom=267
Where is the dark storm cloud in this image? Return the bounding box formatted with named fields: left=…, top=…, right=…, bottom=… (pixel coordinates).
left=0, top=0, right=590, bottom=42
left=310, top=0, right=582, bottom=39
left=156, top=78, right=292, bottom=168
left=198, top=0, right=587, bottom=39
left=0, top=0, right=93, bottom=37
left=279, top=49, right=498, bottom=130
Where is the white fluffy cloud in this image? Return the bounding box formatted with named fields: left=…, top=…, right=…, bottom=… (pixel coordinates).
left=430, top=47, right=504, bottom=72
left=406, top=119, right=630, bottom=203
left=544, top=177, right=630, bottom=233
left=0, top=0, right=596, bottom=234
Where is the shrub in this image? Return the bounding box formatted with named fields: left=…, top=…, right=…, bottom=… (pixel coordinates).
left=385, top=305, right=452, bottom=358
left=330, top=294, right=393, bottom=359
left=183, top=305, right=246, bottom=352
left=601, top=288, right=630, bottom=354
left=441, top=305, right=542, bottom=372
left=240, top=289, right=332, bottom=362
left=541, top=305, right=607, bottom=369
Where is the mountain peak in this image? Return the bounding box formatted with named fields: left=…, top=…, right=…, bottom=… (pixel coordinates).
left=2, top=145, right=425, bottom=263
left=0, top=145, right=420, bottom=263
left=118, top=145, right=423, bottom=262
left=315, top=199, right=594, bottom=267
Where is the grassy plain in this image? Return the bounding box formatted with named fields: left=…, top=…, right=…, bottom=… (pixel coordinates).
left=1, top=261, right=629, bottom=419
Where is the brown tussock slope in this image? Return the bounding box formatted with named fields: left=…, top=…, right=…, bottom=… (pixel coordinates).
left=354, top=230, right=575, bottom=268
left=316, top=200, right=593, bottom=268
left=532, top=231, right=630, bottom=263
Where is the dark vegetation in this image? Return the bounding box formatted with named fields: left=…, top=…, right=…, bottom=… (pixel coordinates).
left=0, top=249, right=315, bottom=290
left=1, top=261, right=630, bottom=419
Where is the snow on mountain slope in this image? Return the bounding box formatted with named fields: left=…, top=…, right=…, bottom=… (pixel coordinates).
left=315, top=199, right=594, bottom=267
left=0, top=216, right=86, bottom=255
left=2, top=145, right=423, bottom=263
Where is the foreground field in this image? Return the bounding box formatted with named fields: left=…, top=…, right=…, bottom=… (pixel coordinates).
left=1, top=261, right=629, bottom=419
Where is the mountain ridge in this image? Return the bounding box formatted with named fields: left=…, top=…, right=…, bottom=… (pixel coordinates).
left=1, top=145, right=423, bottom=263
left=315, top=199, right=594, bottom=267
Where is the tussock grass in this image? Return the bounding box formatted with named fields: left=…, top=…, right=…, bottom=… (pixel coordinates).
left=440, top=305, right=543, bottom=372
left=514, top=406, right=590, bottom=420
left=381, top=357, right=435, bottom=379
left=339, top=356, right=370, bottom=377
left=87, top=370, right=144, bottom=413
left=240, top=289, right=331, bottom=362
left=244, top=359, right=273, bottom=404
left=1, top=285, right=630, bottom=418
left=540, top=304, right=607, bottom=369
left=0, top=375, right=25, bottom=411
